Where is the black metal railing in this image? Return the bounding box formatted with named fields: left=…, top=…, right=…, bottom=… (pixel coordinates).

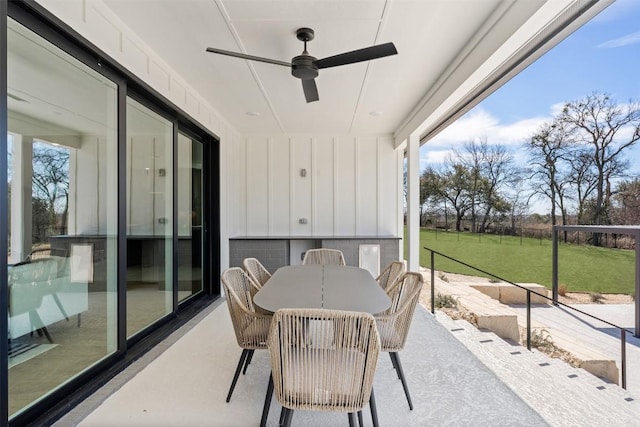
left=425, top=246, right=633, bottom=389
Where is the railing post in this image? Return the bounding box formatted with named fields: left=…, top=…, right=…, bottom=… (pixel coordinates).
left=552, top=226, right=559, bottom=306
left=621, top=329, right=627, bottom=389
left=526, top=290, right=531, bottom=351
left=430, top=250, right=435, bottom=314
left=635, top=231, right=640, bottom=338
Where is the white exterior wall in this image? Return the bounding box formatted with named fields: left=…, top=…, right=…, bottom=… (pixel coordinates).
left=228, top=135, right=403, bottom=239
left=35, top=0, right=404, bottom=271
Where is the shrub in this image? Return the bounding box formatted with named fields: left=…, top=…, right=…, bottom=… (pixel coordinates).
left=558, top=284, right=568, bottom=297
left=434, top=293, right=458, bottom=309
left=529, top=328, right=556, bottom=352
left=438, top=272, right=449, bottom=282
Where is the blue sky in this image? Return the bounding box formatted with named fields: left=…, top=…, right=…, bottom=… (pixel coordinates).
left=421, top=0, right=640, bottom=213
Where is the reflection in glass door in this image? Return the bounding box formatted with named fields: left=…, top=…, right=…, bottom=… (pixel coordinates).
left=177, top=132, right=203, bottom=301
left=7, top=18, right=118, bottom=417
left=125, top=97, right=173, bottom=337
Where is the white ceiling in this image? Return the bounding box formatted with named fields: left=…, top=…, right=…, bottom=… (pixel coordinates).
left=10, top=0, right=613, bottom=144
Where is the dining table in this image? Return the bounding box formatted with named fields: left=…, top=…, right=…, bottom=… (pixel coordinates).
left=253, top=264, right=391, bottom=314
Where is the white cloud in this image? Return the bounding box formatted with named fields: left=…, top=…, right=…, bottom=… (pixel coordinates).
left=597, top=31, right=640, bottom=48
left=423, top=108, right=549, bottom=150
left=420, top=150, right=452, bottom=165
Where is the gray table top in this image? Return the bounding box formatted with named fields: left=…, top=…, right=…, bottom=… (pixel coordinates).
left=253, top=265, right=391, bottom=314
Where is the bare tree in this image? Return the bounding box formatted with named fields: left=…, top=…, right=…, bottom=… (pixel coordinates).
left=453, top=138, right=519, bottom=232
left=505, top=181, right=530, bottom=235
left=567, top=150, right=597, bottom=224
left=527, top=120, right=573, bottom=228
left=31, top=142, right=70, bottom=239
left=439, top=163, right=475, bottom=231
left=477, top=143, right=517, bottom=232
left=420, top=167, right=442, bottom=226
left=611, top=178, right=640, bottom=225
left=560, top=92, right=640, bottom=244
left=454, top=139, right=484, bottom=232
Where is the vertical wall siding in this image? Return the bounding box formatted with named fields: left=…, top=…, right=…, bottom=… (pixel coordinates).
left=357, top=137, right=378, bottom=235
left=269, top=136, right=291, bottom=235
left=292, top=137, right=312, bottom=235
left=312, top=136, right=334, bottom=235
left=245, top=137, right=268, bottom=235
left=229, top=135, right=400, bottom=238
left=335, top=137, right=357, bottom=235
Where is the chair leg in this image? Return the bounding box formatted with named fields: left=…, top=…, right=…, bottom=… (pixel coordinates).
left=370, top=387, right=380, bottom=427
left=391, top=352, right=413, bottom=410
left=357, top=410, right=363, bottom=427
left=242, top=349, right=255, bottom=375
left=283, top=408, right=294, bottom=427
left=260, top=374, right=273, bottom=427
left=348, top=412, right=357, bottom=427
left=279, top=406, right=287, bottom=426
left=389, top=352, right=400, bottom=379
left=226, top=349, right=249, bottom=402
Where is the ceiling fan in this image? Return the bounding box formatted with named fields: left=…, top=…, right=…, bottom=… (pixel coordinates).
left=206, top=27, right=397, bottom=103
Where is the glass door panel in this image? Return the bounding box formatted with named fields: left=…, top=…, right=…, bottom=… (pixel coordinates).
left=7, top=18, right=118, bottom=417
left=125, top=97, right=173, bottom=337
left=177, top=132, right=203, bottom=301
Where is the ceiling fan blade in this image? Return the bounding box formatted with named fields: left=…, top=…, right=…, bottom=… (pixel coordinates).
left=302, top=79, right=319, bottom=103
left=314, top=42, right=397, bottom=69
left=206, top=47, right=291, bottom=67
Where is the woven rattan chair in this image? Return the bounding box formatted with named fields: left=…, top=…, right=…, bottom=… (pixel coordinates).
left=376, top=261, right=405, bottom=291
left=374, top=271, right=423, bottom=410
left=260, top=308, right=381, bottom=427
left=221, top=267, right=272, bottom=402
left=302, top=248, right=346, bottom=266
left=242, top=257, right=271, bottom=288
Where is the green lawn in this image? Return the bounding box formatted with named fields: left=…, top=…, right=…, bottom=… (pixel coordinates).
left=406, top=229, right=636, bottom=295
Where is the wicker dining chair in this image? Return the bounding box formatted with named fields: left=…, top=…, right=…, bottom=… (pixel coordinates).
left=260, top=308, right=381, bottom=427
left=302, top=248, right=346, bottom=266
left=376, top=261, right=405, bottom=291
left=374, top=271, right=423, bottom=410
left=221, top=267, right=272, bottom=402
left=242, top=257, right=271, bottom=288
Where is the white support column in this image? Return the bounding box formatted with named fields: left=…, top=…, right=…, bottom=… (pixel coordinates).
left=406, top=132, right=420, bottom=272
left=10, top=134, right=33, bottom=263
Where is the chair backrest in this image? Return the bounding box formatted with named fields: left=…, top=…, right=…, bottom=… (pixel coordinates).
left=221, top=267, right=269, bottom=349
left=242, top=257, right=271, bottom=288
left=268, top=308, right=380, bottom=413
left=302, top=248, right=346, bottom=266
left=376, top=261, right=405, bottom=291
left=376, top=272, right=423, bottom=351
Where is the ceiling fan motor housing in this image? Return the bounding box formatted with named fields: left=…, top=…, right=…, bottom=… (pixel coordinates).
left=291, top=54, right=319, bottom=79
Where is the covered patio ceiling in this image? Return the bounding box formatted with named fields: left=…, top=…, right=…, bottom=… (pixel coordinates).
left=101, top=0, right=613, bottom=145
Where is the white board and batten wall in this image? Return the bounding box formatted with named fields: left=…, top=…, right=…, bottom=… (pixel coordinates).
left=226, top=134, right=404, bottom=270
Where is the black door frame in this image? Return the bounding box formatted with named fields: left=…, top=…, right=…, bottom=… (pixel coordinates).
left=2, top=1, right=221, bottom=424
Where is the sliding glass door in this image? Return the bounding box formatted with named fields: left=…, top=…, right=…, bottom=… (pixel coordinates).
left=177, top=132, right=204, bottom=301
left=3, top=3, right=219, bottom=423
left=125, top=97, right=173, bottom=337
left=7, top=17, right=118, bottom=417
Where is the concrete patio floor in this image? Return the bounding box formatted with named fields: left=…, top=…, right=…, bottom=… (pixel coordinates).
left=55, top=300, right=548, bottom=427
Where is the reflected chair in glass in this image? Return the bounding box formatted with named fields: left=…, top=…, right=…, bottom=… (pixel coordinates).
left=302, top=248, right=346, bottom=266
left=221, top=267, right=272, bottom=402
left=261, top=308, right=381, bottom=427
left=376, top=261, right=405, bottom=291
left=242, top=257, right=271, bottom=288
left=374, top=271, right=423, bottom=410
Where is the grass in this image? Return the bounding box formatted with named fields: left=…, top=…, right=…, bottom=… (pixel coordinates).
left=407, top=229, right=635, bottom=295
